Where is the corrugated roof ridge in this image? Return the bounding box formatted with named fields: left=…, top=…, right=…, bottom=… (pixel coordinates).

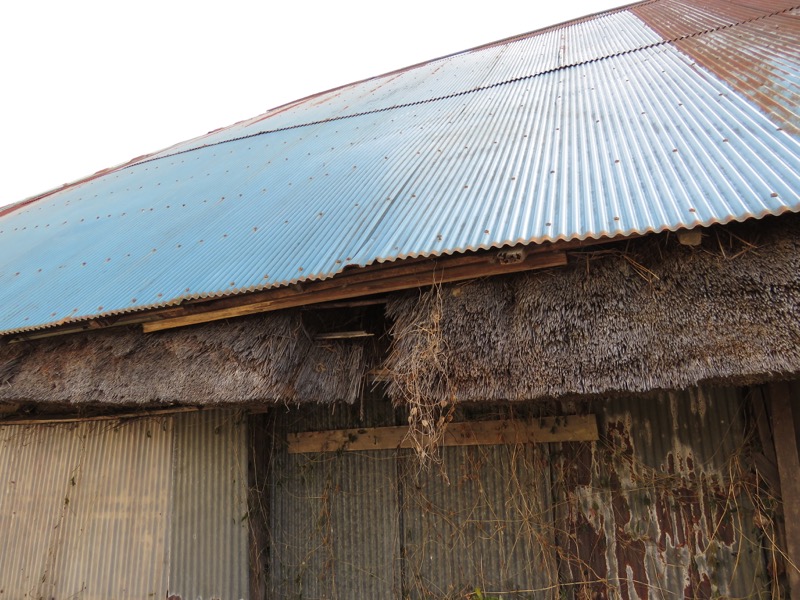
left=222, top=0, right=658, bottom=126
left=121, top=3, right=800, bottom=169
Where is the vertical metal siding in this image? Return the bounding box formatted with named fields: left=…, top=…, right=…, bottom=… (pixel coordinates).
left=269, top=402, right=559, bottom=599
left=0, top=410, right=250, bottom=600
left=51, top=420, right=173, bottom=599
left=555, top=387, right=766, bottom=599
left=0, top=424, right=76, bottom=598
left=269, top=401, right=400, bottom=599
left=270, top=449, right=400, bottom=599
left=168, top=410, right=250, bottom=600
left=402, top=444, right=557, bottom=599
left=267, top=387, right=768, bottom=599
left=0, top=419, right=173, bottom=600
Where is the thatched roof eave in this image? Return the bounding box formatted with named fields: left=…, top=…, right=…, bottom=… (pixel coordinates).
left=383, top=214, right=800, bottom=404
left=0, top=311, right=374, bottom=407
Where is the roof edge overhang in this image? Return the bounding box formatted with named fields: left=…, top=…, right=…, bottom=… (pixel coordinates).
left=3, top=234, right=639, bottom=342
left=8, top=203, right=800, bottom=340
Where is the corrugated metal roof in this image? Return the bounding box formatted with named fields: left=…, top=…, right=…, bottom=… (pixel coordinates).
left=144, top=11, right=665, bottom=157
left=631, top=0, right=798, bottom=38
left=633, top=1, right=800, bottom=134
left=1, top=0, right=798, bottom=335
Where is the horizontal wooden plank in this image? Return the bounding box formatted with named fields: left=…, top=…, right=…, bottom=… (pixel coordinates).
left=0, top=406, right=201, bottom=426
left=287, top=415, right=598, bottom=453
left=143, top=251, right=566, bottom=333
left=314, top=331, right=374, bottom=340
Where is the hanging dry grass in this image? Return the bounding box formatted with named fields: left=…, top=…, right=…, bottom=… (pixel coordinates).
left=385, top=283, right=456, bottom=464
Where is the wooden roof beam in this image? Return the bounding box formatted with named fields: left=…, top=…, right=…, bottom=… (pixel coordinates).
left=142, top=250, right=567, bottom=333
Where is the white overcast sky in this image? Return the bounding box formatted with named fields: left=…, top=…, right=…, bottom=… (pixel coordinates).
left=0, top=0, right=631, bottom=206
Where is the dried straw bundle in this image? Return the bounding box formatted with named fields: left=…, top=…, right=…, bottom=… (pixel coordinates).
left=0, top=310, right=369, bottom=406
left=385, top=216, right=800, bottom=405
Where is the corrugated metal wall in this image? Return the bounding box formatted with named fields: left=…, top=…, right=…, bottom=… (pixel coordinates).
left=402, top=444, right=557, bottom=599
left=268, top=403, right=562, bottom=599
left=0, top=391, right=774, bottom=599
left=270, top=448, right=400, bottom=598
left=269, top=399, right=400, bottom=599
left=0, top=419, right=173, bottom=599
left=554, top=387, right=766, bottom=599
left=168, top=410, right=250, bottom=600
left=0, top=410, right=249, bottom=600
left=267, top=387, right=769, bottom=599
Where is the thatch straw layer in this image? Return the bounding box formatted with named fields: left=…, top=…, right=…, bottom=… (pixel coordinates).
left=0, top=311, right=370, bottom=406
left=385, top=215, right=800, bottom=403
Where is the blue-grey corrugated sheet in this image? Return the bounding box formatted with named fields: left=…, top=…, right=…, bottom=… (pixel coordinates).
left=1, top=10, right=799, bottom=334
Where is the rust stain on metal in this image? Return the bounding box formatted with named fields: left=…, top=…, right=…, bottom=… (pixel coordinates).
left=631, top=0, right=792, bottom=38
left=555, top=442, right=611, bottom=600
left=633, top=1, right=800, bottom=135
left=554, top=390, right=765, bottom=599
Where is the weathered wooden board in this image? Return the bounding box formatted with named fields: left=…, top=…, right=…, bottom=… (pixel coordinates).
left=143, top=252, right=566, bottom=333
left=770, top=381, right=800, bottom=595
left=287, top=414, right=598, bottom=453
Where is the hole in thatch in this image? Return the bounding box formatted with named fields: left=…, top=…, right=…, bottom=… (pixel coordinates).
left=301, top=302, right=386, bottom=343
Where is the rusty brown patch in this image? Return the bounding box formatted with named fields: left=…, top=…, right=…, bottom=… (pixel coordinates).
left=684, top=564, right=713, bottom=599
left=632, top=0, right=800, bottom=136
left=554, top=441, right=613, bottom=600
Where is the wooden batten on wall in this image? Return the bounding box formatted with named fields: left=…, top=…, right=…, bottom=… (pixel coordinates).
left=769, top=381, right=800, bottom=595
left=287, top=415, right=598, bottom=453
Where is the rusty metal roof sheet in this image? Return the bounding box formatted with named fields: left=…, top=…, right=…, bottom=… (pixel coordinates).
left=632, top=1, right=800, bottom=134
left=1, top=0, right=799, bottom=335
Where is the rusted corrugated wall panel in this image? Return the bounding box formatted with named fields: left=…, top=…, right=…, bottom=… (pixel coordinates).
left=268, top=401, right=400, bottom=599
left=168, top=410, right=250, bottom=600
left=554, top=387, right=766, bottom=599
left=266, top=388, right=768, bottom=599
left=0, top=419, right=173, bottom=599
left=402, top=444, right=557, bottom=599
